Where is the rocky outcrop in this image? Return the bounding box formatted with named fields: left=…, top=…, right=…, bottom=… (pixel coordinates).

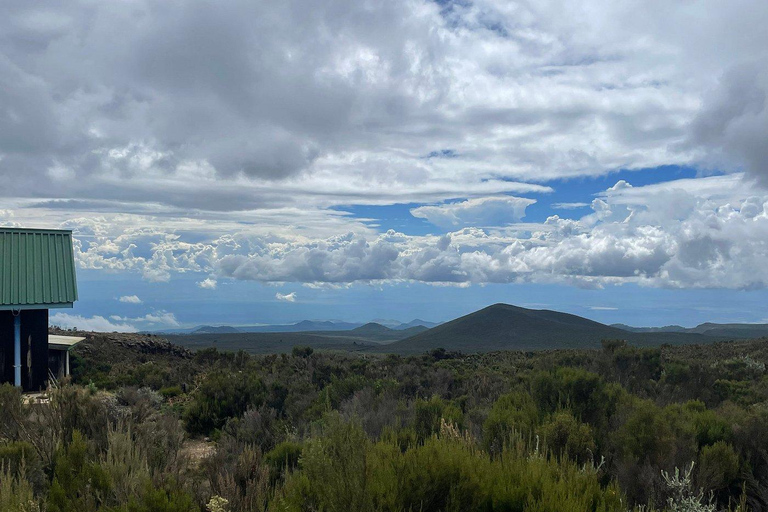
left=49, top=328, right=193, bottom=359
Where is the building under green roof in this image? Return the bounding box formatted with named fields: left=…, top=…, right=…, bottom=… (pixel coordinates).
left=0, top=227, right=78, bottom=310
left=1, top=227, right=80, bottom=390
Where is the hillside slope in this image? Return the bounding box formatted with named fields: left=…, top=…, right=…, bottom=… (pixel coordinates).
left=387, top=303, right=724, bottom=353
left=613, top=322, right=768, bottom=339
left=169, top=323, right=426, bottom=354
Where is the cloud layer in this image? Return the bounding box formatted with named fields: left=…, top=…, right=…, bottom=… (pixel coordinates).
left=411, top=196, right=535, bottom=228
left=11, top=174, right=757, bottom=291
left=2, top=0, right=768, bottom=301
left=1, top=0, right=766, bottom=213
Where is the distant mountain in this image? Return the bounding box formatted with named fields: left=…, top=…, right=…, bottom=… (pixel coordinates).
left=148, top=319, right=441, bottom=336
left=689, top=323, right=768, bottom=337
left=613, top=322, right=768, bottom=338
left=611, top=324, right=687, bottom=333
left=192, top=325, right=242, bottom=334
left=146, top=325, right=242, bottom=335
left=370, top=318, right=404, bottom=328
left=351, top=322, right=395, bottom=335
left=169, top=322, right=427, bottom=354
left=394, top=319, right=440, bottom=330
left=238, top=320, right=363, bottom=333
left=388, top=303, right=725, bottom=354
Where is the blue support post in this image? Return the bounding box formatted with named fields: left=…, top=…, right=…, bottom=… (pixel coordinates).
left=14, top=313, right=21, bottom=387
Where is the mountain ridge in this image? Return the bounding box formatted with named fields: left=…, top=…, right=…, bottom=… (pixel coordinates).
left=388, top=303, right=729, bottom=354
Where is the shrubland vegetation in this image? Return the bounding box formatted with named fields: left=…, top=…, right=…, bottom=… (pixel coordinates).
left=2, top=333, right=768, bottom=511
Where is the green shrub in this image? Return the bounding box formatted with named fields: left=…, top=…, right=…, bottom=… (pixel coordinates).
left=0, top=384, right=24, bottom=438
left=265, top=441, right=303, bottom=476
left=117, top=484, right=198, bottom=512
left=483, top=391, right=538, bottom=453
left=184, top=371, right=267, bottom=435
left=292, top=346, right=314, bottom=358
left=275, top=416, right=629, bottom=512
left=0, top=441, right=37, bottom=473
left=413, top=396, right=463, bottom=442
left=0, top=462, right=41, bottom=512
left=47, top=430, right=112, bottom=512
left=159, top=386, right=183, bottom=399
left=611, top=399, right=677, bottom=467
left=531, top=368, right=620, bottom=428
left=538, top=411, right=596, bottom=464
left=698, top=441, right=740, bottom=492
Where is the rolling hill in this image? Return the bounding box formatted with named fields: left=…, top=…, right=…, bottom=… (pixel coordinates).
left=168, top=322, right=427, bottom=354
left=386, top=303, right=729, bottom=354
left=149, top=319, right=438, bottom=336
left=192, top=325, right=242, bottom=334
left=613, top=322, right=768, bottom=338
left=395, top=319, right=441, bottom=329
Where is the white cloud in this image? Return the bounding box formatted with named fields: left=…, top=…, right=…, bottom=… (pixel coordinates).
left=2, top=0, right=768, bottom=296
left=411, top=196, right=536, bottom=228
left=107, top=311, right=181, bottom=328
left=50, top=313, right=137, bottom=333
left=552, top=203, right=590, bottom=210
left=197, top=278, right=217, bottom=289
left=210, top=176, right=768, bottom=290
left=118, top=295, right=142, bottom=304
left=589, top=306, right=619, bottom=311
left=276, top=292, right=297, bottom=303
left=0, top=0, right=765, bottom=214
left=3, top=175, right=767, bottom=291
left=140, top=311, right=180, bottom=327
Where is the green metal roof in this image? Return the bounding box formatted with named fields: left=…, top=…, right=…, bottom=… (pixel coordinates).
left=0, top=228, right=78, bottom=310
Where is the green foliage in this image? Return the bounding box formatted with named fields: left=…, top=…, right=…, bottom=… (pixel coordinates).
left=483, top=391, right=539, bottom=452
left=0, top=441, right=36, bottom=473
left=0, top=384, right=24, bottom=438
left=292, top=346, right=314, bottom=358
left=0, top=461, right=41, bottom=512
left=611, top=398, right=678, bottom=466
left=531, top=368, right=621, bottom=428
left=47, top=430, right=112, bottom=512
left=537, top=411, right=596, bottom=464
left=680, top=401, right=732, bottom=448
left=184, top=371, right=267, bottom=435
left=159, top=385, right=183, bottom=399
left=6, top=332, right=768, bottom=511
left=265, top=441, right=303, bottom=475
left=275, top=416, right=628, bottom=512
left=697, top=442, right=740, bottom=491
left=116, top=485, right=198, bottom=512
left=413, top=396, right=463, bottom=441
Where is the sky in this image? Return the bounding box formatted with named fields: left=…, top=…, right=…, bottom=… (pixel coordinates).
left=2, top=0, right=768, bottom=332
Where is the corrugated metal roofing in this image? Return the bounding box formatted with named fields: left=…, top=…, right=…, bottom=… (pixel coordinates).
left=48, top=335, right=86, bottom=350
left=0, top=228, right=78, bottom=309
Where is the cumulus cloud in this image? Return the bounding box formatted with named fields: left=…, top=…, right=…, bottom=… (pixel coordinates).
left=210, top=176, right=768, bottom=289
left=107, top=311, right=181, bottom=329
left=49, top=308, right=182, bottom=334
left=197, top=278, right=217, bottom=289
left=276, top=292, right=297, bottom=303
left=10, top=174, right=759, bottom=291
left=411, top=196, right=536, bottom=228
left=118, top=295, right=142, bottom=304
left=50, top=313, right=137, bottom=333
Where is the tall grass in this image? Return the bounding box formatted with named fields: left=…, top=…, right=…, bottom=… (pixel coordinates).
left=273, top=414, right=631, bottom=512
